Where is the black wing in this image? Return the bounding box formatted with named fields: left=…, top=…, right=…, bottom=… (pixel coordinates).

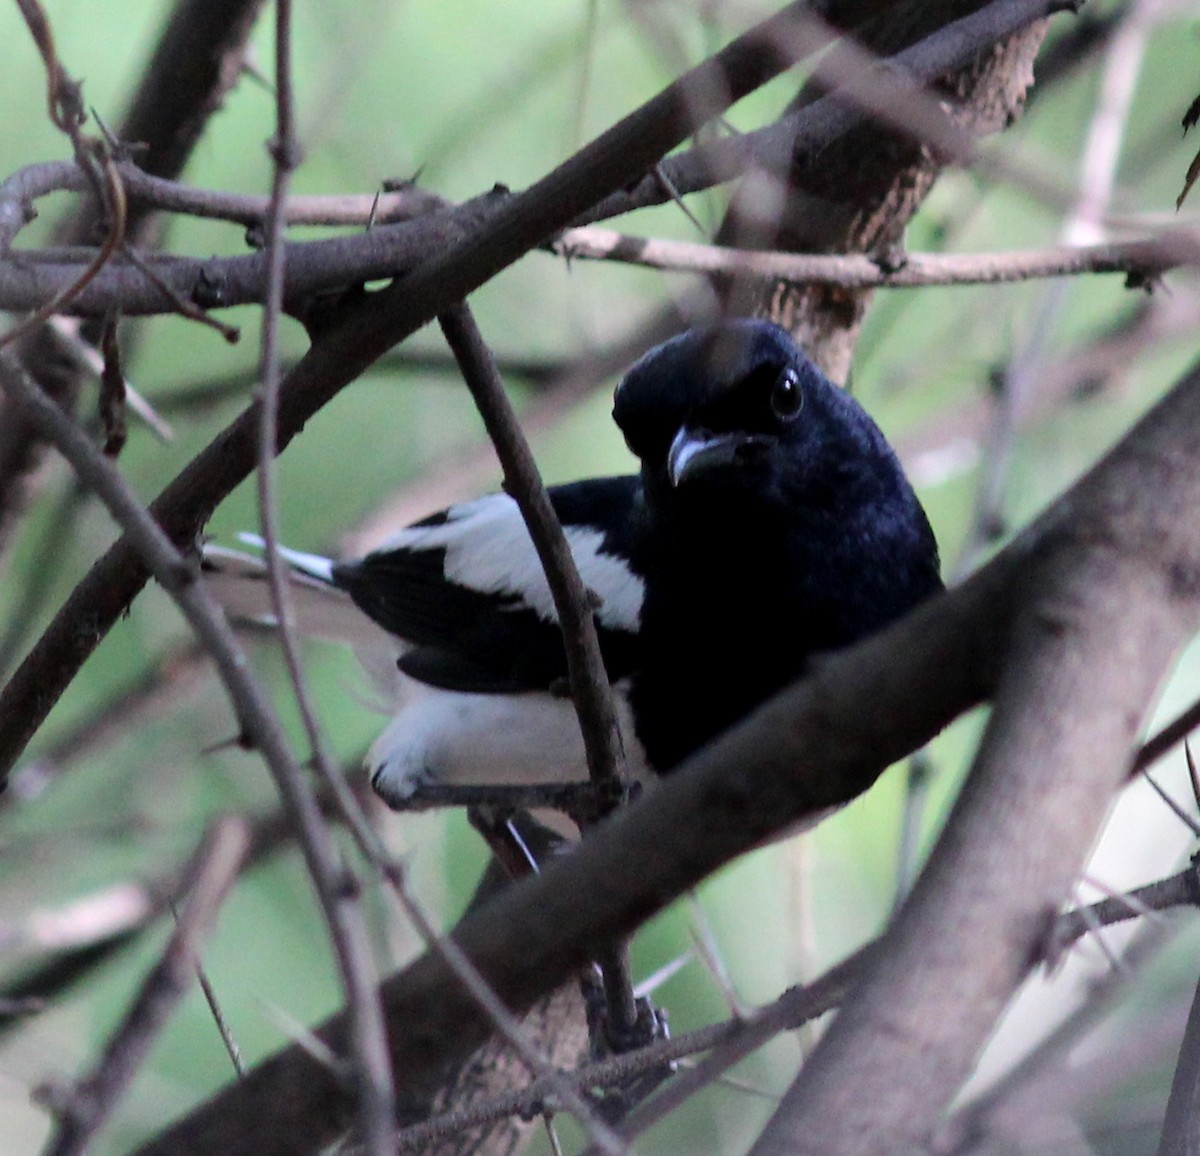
left=331, top=476, right=646, bottom=694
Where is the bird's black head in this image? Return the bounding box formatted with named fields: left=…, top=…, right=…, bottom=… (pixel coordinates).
left=613, top=319, right=896, bottom=512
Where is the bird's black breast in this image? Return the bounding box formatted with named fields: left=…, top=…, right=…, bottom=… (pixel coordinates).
left=627, top=498, right=942, bottom=773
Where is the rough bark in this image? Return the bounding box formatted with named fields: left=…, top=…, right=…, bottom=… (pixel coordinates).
left=129, top=358, right=1200, bottom=1156
left=723, top=0, right=1048, bottom=380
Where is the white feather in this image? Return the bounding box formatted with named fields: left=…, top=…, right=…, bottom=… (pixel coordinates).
left=379, top=493, right=644, bottom=632
left=205, top=531, right=649, bottom=797
left=202, top=544, right=404, bottom=701
left=368, top=678, right=651, bottom=803
left=236, top=532, right=335, bottom=583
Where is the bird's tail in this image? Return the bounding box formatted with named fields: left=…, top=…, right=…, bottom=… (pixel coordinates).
left=201, top=535, right=376, bottom=647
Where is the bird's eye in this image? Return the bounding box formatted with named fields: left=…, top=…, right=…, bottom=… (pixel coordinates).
left=769, top=369, right=803, bottom=421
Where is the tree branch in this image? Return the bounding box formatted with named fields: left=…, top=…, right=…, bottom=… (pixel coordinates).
left=438, top=304, right=625, bottom=797
left=0, top=0, right=1069, bottom=322
left=39, top=817, right=249, bottom=1156
left=0, top=346, right=394, bottom=1154
left=577, top=0, right=1069, bottom=229
left=554, top=225, right=1200, bottom=288
left=747, top=411, right=1200, bottom=1153
left=129, top=355, right=1200, bottom=1156
left=0, top=0, right=837, bottom=787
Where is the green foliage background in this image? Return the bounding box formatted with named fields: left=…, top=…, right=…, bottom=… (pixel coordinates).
left=1, top=2, right=1199, bottom=1153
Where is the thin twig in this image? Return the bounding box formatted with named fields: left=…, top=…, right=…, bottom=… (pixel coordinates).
left=1143, top=770, right=1200, bottom=837
left=46, top=315, right=177, bottom=441
left=1049, top=862, right=1200, bottom=958
left=38, top=816, right=249, bottom=1156
left=0, top=1, right=1072, bottom=323
left=437, top=303, right=626, bottom=794
left=232, top=31, right=627, bottom=1148
left=193, top=962, right=246, bottom=1078
left=936, top=918, right=1174, bottom=1155
left=439, top=303, right=645, bottom=1053
left=254, top=8, right=395, bottom=1154
left=0, top=0, right=1066, bottom=831
left=614, top=948, right=868, bottom=1146
left=618, top=859, right=1200, bottom=1151
left=0, top=149, right=126, bottom=350
left=0, top=803, right=307, bottom=1036
left=552, top=226, right=1200, bottom=288
left=5, top=3, right=128, bottom=347
left=1136, top=697, right=1200, bottom=773
left=118, top=355, right=1200, bottom=1156
left=383, top=865, right=630, bottom=1156
left=119, top=243, right=240, bottom=341
left=304, top=771, right=632, bottom=1155
left=953, top=0, right=1157, bottom=583
left=385, top=957, right=853, bottom=1153
left=0, top=346, right=397, bottom=1155
left=0, top=157, right=447, bottom=236
left=576, top=0, right=1077, bottom=227
left=613, top=854, right=1200, bottom=1149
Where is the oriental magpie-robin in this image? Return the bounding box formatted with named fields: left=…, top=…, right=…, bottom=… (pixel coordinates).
left=205, top=319, right=942, bottom=806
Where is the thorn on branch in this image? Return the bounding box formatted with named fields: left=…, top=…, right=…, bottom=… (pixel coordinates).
left=871, top=243, right=909, bottom=275
left=89, top=107, right=147, bottom=164
left=1186, top=740, right=1200, bottom=811
left=381, top=167, right=427, bottom=192
left=652, top=163, right=705, bottom=234
left=118, top=245, right=240, bottom=343
left=192, top=269, right=229, bottom=310
left=1183, top=93, right=1200, bottom=135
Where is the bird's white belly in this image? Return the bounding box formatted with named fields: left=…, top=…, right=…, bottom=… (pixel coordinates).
left=368, top=678, right=651, bottom=805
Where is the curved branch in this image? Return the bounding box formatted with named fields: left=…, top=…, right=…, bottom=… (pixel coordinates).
left=0, top=0, right=833, bottom=785
left=40, top=818, right=249, bottom=1156
left=127, top=356, right=1200, bottom=1156
left=576, top=0, right=1073, bottom=227
left=747, top=393, right=1200, bottom=1152
left=0, top=158, right=446, bottom=250
left=0, top=344, right=395, bottom=1154
left=0, top=196, right=492, bottom=317
left=0, top=0, right=1069, bottom=321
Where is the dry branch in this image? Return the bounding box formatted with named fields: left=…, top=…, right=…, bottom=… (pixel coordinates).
left=748, top=406, right=1200, bottom=1152
left=39, top=817, right=249, bottom=1156
left=0, top=0, right=268, bottom=560
left=125, top=352, right=1200, bottom=1156
left=555, top=225, right=1200, bottom=287
left=0, top=0, right=1068, bottom=322
left=0, top=0, right=859, bottom=788
left=0, top=345, right=392, bottom=1156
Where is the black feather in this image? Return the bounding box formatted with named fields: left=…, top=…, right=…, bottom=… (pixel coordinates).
left=330, top=319, right=941, bottom=776
left=332, top=477, right=644, bottom=695
left=612, top=320, right=942, bottom=769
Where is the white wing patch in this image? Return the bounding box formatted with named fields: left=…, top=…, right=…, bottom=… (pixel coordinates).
left=378, top=493, right=644, bottom=632
left=206, top=525, right=653, bottom=804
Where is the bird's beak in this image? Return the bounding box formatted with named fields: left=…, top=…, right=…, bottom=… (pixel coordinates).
left=667, top=427, right=770, bottom=487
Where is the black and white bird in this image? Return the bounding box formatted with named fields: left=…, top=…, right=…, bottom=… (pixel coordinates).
left=205, top=319, right=942, bottom=807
